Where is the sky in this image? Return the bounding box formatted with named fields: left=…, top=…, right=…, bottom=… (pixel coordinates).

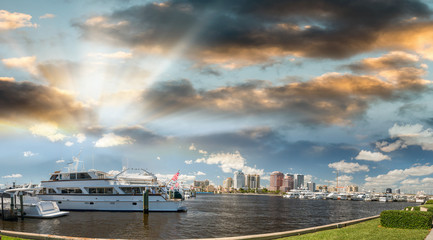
left=2, top=0, right=433, bottom=193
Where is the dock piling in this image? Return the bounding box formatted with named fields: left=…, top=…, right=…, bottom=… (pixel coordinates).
left=143, top=189, right=149, bottom=214
left=19, top=193, right=24, bottom=220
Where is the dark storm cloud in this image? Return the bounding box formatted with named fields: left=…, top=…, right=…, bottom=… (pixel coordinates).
left=0, top=80, right=93, bottom=125
left=113, top=125, right=168, bottom=144
left=74, top=0, right=431, bottom=66
left=142, top=67, right=428, bottom=125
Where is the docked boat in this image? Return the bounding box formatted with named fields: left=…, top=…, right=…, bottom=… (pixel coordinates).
left=283, top=191, right=300, bottom=199
left=379, top=193, right=393, bottom=202
left=416, top=191, right=427, bottom=203
left=3, top=188, right=69, bottom=218
left=326, top=192, right=338, bottom=200
left=36, top=167, right=186, bottom=212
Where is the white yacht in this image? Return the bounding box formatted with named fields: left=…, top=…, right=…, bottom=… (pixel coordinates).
left=4, top=188, right=69, bottom=218
left=37, top=167, right=186, bottom=212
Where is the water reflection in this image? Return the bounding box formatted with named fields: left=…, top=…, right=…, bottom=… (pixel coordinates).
left=0, top=194, right=413, bottom=239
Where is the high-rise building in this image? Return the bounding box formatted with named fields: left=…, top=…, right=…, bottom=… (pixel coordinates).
left=386, top=188, right=392, bottom=193
left=246, top=174, right=260, bottom=189
left=223, top=177, right=233, bottom=189
left=294, top=174, right=304, bottom=189
left=194, top=180, right=210, bottom=188
left=281, top=174, right=294, bottom=192
left=396, top=189, right=401, bottom=194
left=346, top=185, right=359, bottom=193
left=269, top=171, right=284, bottom=191
left=307, top=182, right=316, bottom=192
left=233, top=171, right=246, bottom=189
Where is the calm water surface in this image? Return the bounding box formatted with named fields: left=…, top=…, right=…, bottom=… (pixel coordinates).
left=0, top=194, right=414, bottom=239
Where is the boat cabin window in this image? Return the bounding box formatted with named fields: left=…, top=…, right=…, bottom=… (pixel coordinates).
left=48, top=188, right=57, bottom=194
left=59, top=188, right=83, bottom=194
left=50, top=174, right=59, bottom=181
left=120, top=187, right=143, bottom=194
left=87, top=187, right=114, bottom=194
left=77, top=173, right=92, bottom=179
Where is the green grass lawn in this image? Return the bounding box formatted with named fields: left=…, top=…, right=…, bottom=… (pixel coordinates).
left=280, top=218, right=430, bottom=240
left=0, top=235, right=27, bottom=240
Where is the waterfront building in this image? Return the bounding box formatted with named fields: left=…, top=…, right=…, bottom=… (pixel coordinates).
left=269, top=171, right=284, bottom=191
left=386, top=188, right=392, bottom=193
left=346, top=185, right=359, bottom=193
left=194, top=180, right=210, bottom=189
left=294, top=174, right=304, bottom=189
left=396, top=189, right=401, bottom=194
left=307, top=182, right=316, bottom=192
left=281, top=174, right=294, bottom=192
left=234, top=171, right=246, bottom=189
left=223, top=177, right=233, bottom=190
left=246, top=174, right=260, bottom=189
left=316, top=185, right=328, bottom=192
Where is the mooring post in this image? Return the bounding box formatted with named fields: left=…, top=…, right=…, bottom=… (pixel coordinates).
left=20, top=192, right=24, bottom=220
left=1, top=193, right=4, bottom=220
left=143, top=189, right=149, bottom=214
left=10, top=195, right=14, bottom=217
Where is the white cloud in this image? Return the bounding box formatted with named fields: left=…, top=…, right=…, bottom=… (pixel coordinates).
left=65, top=141, right=74, bottom=147
left=328, top=160, right=369, bottom=174
left=2, top=56, right=38, bottom=75
left=401, top=178, right=420, bottom=185
left=184, top=160, right=193, bottom=165
left=23, top=151, right=36, bottom=157
left=0, top=77, right=14, bottom=82
left=0, top=10, right=37, bottom=30
left=189, top=143, right=196, bottom=151
left=56, top=159, right=65, bottom=164
left=2, top=174, right=23, bottom=179
left=29, top=123, right=66, bottom=142
left=364, top=164, right=433, bottom=190
left=387, top=123, right=433, bottom=151
left=94, top=133, right=134, bottom=148
left=88, top=51, right=132, bottom=59
left=39, top=13, right=55, bottom=19
left=157, top=156, right=161, bottom=161
left=198, top=149, right=208, bottom=155
left=196, top=171, right=206, bottom=176
left=74, top=133, right=86, bottom=143
left=376, top=140, right=406, bottom=152
left=328, top=175, right=354, bottom=187
left=195, top=150, right=264, bottom=175
left=355, top=150, right=391, bottom=162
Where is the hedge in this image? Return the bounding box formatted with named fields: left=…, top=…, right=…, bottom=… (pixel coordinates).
left=381, top=210, right=433, bottom=229
left=426, top=200, right=433, bottom=205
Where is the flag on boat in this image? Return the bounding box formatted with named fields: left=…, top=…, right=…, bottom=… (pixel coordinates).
left=175, top=182, right=179, bottom=188
left=170, top=186, right=174, bottom=190
left=171, top=171, right=180, bottom=181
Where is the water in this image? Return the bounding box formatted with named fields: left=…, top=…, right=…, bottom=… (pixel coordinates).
left=0, top=194, right=414, bottom=239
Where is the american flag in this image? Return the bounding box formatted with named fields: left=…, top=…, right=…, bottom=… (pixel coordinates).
left=171, top=171, right=180, bottom=181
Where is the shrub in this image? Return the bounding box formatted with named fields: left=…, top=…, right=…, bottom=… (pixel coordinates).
left=425, top=200, right=433, bottom=204
left=381, top=210, right=433, bottom=229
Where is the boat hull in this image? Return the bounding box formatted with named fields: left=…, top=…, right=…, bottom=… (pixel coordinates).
left=37, top=194, right=185, bottom=212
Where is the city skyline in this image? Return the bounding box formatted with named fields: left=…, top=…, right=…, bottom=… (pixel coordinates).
left=2, top=1, right=433, bottom=193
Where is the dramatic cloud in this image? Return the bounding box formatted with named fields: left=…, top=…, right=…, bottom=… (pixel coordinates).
left=354, top=150, right=391, bottom=162
left=0, top=77, right=14, bottom=82
left=2, top=56, right=38, bottom=75
left=0, top=81, right=92, bottom=125
left=2, top=174, right=23, bottom=179
left=23, top=151, right=36, bottom=157
left=328, top=160, right=369, bottom=174
left=74, top=0, right=432, bottom=67
left=94, top=133, right=135, bottom=148
left=0, top=10, right=37, bottom=30
left=142, top=60, right=428, bottom=125
left=344, top=51, right=420, bottom=73
left=29, top=123, right=66, bottom=142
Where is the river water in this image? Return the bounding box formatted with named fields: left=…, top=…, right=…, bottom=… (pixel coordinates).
left=0, top=194, right=413, bottom=239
